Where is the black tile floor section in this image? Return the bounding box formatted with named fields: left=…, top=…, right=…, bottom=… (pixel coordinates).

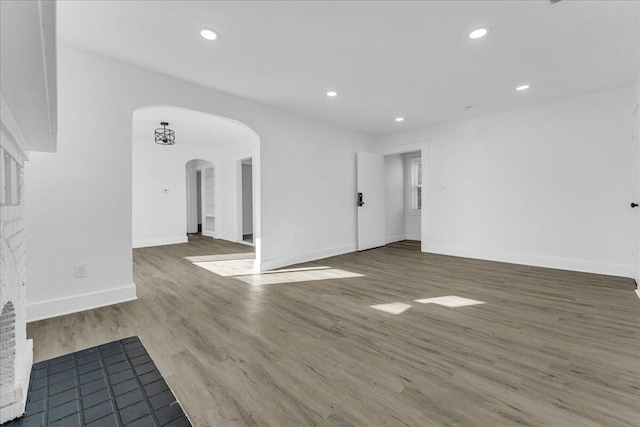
left=3, top=337, right=191, bottom=427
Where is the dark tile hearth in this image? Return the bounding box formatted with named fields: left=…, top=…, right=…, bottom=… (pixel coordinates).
left=3, top=337, right=190, bottom=427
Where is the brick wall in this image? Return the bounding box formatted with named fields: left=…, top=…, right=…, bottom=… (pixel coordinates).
left=0, top=144, right=30, bottom=422
left=0, top=302, right=16, bottom=388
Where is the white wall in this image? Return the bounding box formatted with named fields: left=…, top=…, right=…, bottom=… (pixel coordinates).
left=133, top=139, right=254, bottom=248
left=378, top=87, right=633, bottom=277
left=242, top=163, right=253, bottom=235
left=25, top=46, right=372, bottom=321
left=384, top=154, right=404, bottom=243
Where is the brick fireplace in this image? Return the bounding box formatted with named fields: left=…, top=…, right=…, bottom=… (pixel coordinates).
left=0, top=0, right=57, bottom=422
left=0, top=145, right=33, bottom=423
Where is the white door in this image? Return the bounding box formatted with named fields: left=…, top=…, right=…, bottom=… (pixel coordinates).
left=203, top=167, right=215, bottom=237
left=357, top=151, right=386, bottom=250
left=631, top=105, right=640, bottom=280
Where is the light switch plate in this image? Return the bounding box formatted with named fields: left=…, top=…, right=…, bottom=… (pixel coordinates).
left=74, top=263, right=87, bottom=278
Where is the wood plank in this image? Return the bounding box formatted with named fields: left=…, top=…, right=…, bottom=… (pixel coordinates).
left=27, top=236, right=640, bottom=426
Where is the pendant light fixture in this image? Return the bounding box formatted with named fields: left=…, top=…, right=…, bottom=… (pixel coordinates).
left=155, top=122, right=175, bottom=145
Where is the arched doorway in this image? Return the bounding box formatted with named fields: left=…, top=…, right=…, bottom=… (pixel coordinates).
left=132, top=105, right=261, bottom=269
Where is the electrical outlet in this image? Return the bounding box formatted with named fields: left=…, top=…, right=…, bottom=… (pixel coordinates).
left=74, top=263, right=87, bottom=278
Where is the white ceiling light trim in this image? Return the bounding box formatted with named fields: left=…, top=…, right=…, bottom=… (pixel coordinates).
left=516, top=84, right=530, bottom=91
left=469, top=28, right=489, bottom=39
left=200, top=29, right=219, bottom=41
left=395, top=117, right=405, bottom=122
left=326, top=91, right=338, bottom=97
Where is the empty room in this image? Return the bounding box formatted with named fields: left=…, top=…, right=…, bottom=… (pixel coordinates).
left=1, top=1, right=639, bottom=426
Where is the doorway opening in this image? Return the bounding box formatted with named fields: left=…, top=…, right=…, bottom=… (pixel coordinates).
left=384, top=150, right=422, bottom=244
left=186, top=159, right=214, bottom=238
left=132, top=105, right=263, bottom=270
left=355, top=148, right=424, bottom=251
left=241, top=158, right=254, bottom=245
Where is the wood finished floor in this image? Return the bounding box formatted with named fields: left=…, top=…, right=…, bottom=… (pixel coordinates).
left=28, top=236, right=640, bottom=426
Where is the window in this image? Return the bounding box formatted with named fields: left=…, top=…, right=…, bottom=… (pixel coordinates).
left=411, top=157, right=422, bottom=211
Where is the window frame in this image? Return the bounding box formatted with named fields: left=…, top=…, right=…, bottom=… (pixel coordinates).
left=410, top=156, right=422, bottom=212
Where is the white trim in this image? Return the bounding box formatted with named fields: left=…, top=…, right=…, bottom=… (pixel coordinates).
left=1, top=0, right=56, bottom=153
left=133, top=236, right=188, bottom=248
left=405, top=234, right=421, bottom=241
left=216, top=232, right=237, bottom=242
left=37, top=0, right=57, bottom=148
left=385, top=234, right=405, bottom=244
left=260, top=243, right=357, bottom=272
left=26, top=284, right=137, bottom=322
left=426, top=244, right=629, bottom=277
left=409, top=156, right=422, bottom=211
left=378, top=141, right=424, bottom=156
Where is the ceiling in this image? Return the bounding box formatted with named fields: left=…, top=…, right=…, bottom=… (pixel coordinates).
left=59, top=1, right=640, bottom=137
left=133, top=106, right=257, bottom=148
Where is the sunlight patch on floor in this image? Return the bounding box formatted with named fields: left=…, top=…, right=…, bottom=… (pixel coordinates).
left=188, top=255, right=364, bottom=285
left=370, top=302, right=412, bottom=315
left=184, top=252, right=254, bottom=263
left=414, top=296, right=485, bottom=307
left=235, top=268, right=363, bottom=286
left=193, top=259, right=255, bottom=276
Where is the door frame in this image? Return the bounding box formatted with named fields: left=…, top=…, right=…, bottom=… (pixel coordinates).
left=236, top=157, right=255, bottom=246
left=630, top=104, right=639, bottom=282
left=378, top=141, right=428, bottom=252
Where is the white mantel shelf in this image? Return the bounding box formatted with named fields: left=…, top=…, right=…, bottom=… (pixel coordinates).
left=1, top=0, right=57, bottom=154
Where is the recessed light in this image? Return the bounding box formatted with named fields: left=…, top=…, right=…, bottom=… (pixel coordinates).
left=469, top=28, right=489, bottom=39
left=516, top=84, right=530, bottom=91
left=200, top=29, right=219, bottom=41
left=463, top=105, right=473, bottom=109
left=395, top=117, right=405, bottom=122
left=326, top=91, right=338, bottom=97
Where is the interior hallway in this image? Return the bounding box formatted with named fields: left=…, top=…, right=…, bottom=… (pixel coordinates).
left=27, top=237, right=639, bottom=426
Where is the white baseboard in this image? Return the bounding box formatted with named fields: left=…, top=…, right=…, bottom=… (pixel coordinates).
left=426, top=244, right=629, bottom=277
left=404, top=234, right=421, bottom=241
left=216, top=233, right=237, bottom=242
left=385, top=234, right=405, bottom=244
left=260, top=243, right=357, bottom=272
left=26, top=284, right=137, bottom=322
left=133, top=236, right=188, bottom=248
